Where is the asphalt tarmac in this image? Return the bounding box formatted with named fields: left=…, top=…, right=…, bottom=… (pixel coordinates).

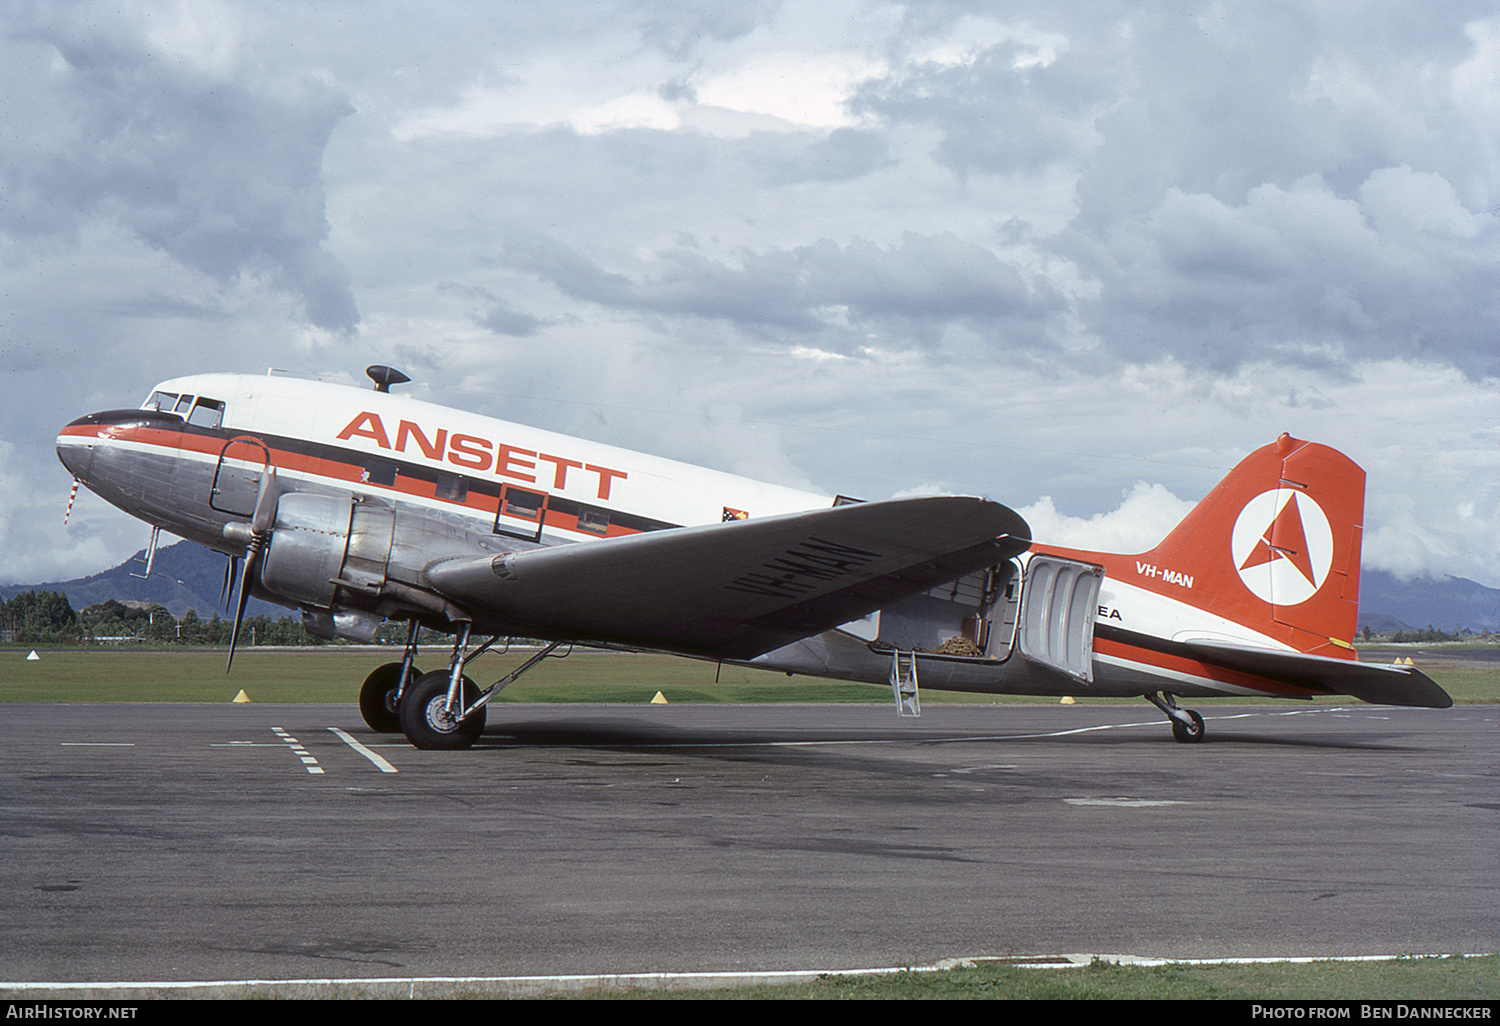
left=1, top=700, right=1495, bottom=991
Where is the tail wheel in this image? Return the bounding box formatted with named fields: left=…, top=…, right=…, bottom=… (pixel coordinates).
left=400, top=670, right=486, bottom=750
left=358, top=662, right=420, bottom=734
left=1171, top=709, right=1206, bottom=744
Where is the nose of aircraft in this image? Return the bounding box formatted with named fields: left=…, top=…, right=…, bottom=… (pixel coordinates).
left=56, top=416, right=97, bottom=480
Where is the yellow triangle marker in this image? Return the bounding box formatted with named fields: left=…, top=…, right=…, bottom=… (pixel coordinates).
left=650, top=691, right=668, bottom=704
left=1060, top=696, right=1075, bottom=705
left=232, top=690, right=252, bottom=703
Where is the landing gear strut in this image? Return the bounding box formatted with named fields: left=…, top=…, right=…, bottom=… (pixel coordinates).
left=1145, top=692, right=1206, bottom=743
left=396, top=624, right=568, bottom=750
left=358, top=621, right=423, bottom=733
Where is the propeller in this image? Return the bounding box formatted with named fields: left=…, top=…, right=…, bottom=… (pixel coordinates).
left=220, top=555, right=239, bottom=612
left=225, top=470, right=278, bottom=672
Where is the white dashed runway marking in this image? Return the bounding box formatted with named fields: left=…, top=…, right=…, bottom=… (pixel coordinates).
left=271, top=726, right=324, bottom=774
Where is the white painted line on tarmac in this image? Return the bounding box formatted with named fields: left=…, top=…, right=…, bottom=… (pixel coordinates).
left=4, top=952, right=1489, bottom=996
left=271, top=727, right=324, bottom=775
left=327, top=726, right=399, bottom=773
left=472, top=719, right=1168, bottom=750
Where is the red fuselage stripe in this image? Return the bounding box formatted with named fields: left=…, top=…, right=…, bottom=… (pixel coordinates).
left=61, top=422, right=655, bottom=542
left=1092, top=635, right=1315, bottom=697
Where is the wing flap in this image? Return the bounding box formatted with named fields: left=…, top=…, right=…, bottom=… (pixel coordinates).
left=1184, top=640, right=1454, bottom=709
left=424, top=496, right=1029, bottom=660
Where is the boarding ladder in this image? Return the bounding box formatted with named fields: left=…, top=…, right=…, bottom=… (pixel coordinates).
left=890, top=649, right=920, bottom=717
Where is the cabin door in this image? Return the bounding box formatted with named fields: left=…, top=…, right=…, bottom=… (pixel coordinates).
left=210, top=437, right=269, bottom=517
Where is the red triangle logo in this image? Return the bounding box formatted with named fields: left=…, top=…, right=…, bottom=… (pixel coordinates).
left=1238, top=495, right=1317, bottom=586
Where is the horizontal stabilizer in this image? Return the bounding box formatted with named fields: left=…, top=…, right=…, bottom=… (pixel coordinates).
left=1184, top=640, right=1453, bottom=709
left=425, top=496, right=1029, bottom=661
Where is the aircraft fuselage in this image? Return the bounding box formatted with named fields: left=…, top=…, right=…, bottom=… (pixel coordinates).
left=57, top=370, right=1452, bottom=735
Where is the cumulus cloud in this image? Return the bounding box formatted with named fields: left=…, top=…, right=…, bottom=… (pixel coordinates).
left=1021, top=483, right=1198, bottom=554
left=2, top=0, right=1496, bottom=593
left=1, top=2, right=358, bottom=333
left=494, top=228, right=1062, bottom=350
left=1088, top=173, right=1500, bottom=377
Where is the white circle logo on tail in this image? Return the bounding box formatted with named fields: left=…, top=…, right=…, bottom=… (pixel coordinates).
left=1230, top=489, right=1334, bottom=606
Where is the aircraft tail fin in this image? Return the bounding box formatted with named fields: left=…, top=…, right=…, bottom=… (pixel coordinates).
left=1143, top=433, right=1365, bottom=658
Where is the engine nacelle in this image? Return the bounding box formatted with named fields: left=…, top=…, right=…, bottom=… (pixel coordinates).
left=260, top=493, right=362, bottom=609
left=256, top=492, right=505, bottom=635
left=301, top=607, right=382, bottom=643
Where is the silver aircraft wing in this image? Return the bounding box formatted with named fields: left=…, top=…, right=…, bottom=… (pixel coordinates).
left=423, top=495, right=1030, bottom=661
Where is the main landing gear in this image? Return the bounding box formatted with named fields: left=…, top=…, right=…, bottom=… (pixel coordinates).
left=359, top=620, right=567, bottom=750
left=1145, top=691, right=1206, bottom=743
left=358, top=621, right=423, bottom=734
left=401, top=668, right=485, bottom=750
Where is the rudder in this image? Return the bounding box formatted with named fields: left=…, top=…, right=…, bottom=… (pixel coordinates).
left=1144, top=434, right=1365, bottom=658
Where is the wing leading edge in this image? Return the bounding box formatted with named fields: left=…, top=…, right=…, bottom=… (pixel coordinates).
left=424, top=495, right=1030, bottom=660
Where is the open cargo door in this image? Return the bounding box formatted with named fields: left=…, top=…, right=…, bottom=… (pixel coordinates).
left=1018, top=555, right=1103, bottom=683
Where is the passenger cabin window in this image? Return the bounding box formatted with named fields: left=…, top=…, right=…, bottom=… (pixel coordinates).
left=362, top=459, right=398, bottom=487
left=577, top=509, right=610, bottom=535
left=435, top=473, right=468, bottom=502
left=502, top=488, right=544, bottom=521
left=187, top=397, right=224, bottom=429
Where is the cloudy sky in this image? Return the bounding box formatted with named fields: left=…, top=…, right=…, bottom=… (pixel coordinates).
left=2, top=0, right=1496, bottom=591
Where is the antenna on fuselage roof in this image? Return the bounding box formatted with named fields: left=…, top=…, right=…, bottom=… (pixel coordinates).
left=366, top=365, right=411, bottom=393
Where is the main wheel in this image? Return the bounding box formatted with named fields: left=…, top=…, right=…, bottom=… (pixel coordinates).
left=400, top=670, right=486, bottom=750
left=358, top=662, right=420, bottom=734
left=1171, top=709, right=1206, bottom=744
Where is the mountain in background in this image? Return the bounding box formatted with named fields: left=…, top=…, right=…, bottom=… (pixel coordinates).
left=1357, top=569, right=1499, bottom=633
left=1, top=541, right=283, bottom=620
left=3, top=540, right=1496, bottom=634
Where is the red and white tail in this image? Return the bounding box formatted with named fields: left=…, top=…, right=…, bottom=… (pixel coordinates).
left=1142, top=433, right=1365, bottom=658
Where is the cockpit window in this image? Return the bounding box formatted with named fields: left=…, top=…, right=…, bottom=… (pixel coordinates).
left=187, top=397, right=224, bottom=429
left=144, top=391, right=178, bottom=412
left=173, top=394, right=195, bottom=415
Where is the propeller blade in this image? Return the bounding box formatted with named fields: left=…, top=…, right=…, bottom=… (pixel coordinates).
left=250, top=467, right=278, bottom=533
left=220, top=556, right=235, bottom=611
left=227, top=470, right=278, bottom=673
left=226, top=539, right=261, bottom=673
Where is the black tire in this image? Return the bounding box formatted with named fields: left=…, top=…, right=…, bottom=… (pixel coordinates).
left=1171, top=709, right=1206, bottom=744
left=358, top=662, right=419, bottom=734
left=400, top=670, right=486, bottom=750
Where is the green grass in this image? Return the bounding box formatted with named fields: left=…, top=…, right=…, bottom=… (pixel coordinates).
left=0, top=647, right=883, bottom=704
left=0, top=645, right=1494, bottom=705
left=569, top=954, right=1500, bottom=1001
left=12, top=953, right=1489, bottom=1000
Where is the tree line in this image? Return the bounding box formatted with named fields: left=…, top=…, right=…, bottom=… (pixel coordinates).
left=1373, top=625, right=1490, bottom=643
left=5, top=588, right=1491, bottom=648
left=0, top=591, right=392, bottom=646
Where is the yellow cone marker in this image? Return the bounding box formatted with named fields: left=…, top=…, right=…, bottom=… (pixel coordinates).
left=650, top=691, right=668, bottom=704
left=233, top=690, right=252, bottom=703
left=1060, top=696, right=1075, bottom=705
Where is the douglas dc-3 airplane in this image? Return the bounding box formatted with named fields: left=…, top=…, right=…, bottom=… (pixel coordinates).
left=56, top=366, right=1451, bottom=749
